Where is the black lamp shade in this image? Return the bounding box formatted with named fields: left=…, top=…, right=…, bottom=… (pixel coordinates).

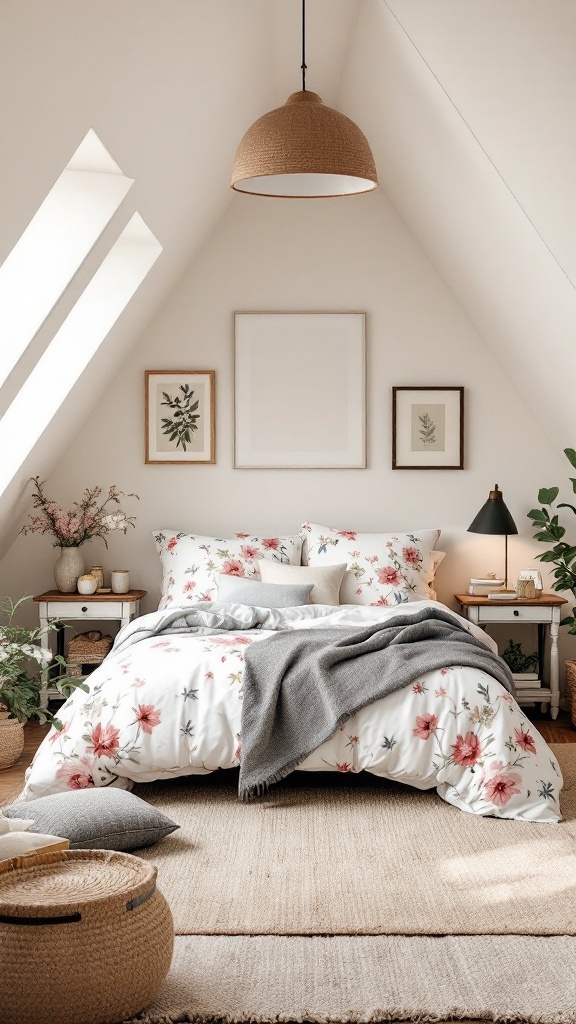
left=468, top=485, right=518, bottom=536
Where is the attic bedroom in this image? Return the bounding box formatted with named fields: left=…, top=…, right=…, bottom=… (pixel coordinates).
left=1, top=2, right=576, bottom=1023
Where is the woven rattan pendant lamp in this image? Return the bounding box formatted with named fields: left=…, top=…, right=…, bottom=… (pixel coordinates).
left=231, top=1, right=378, bottom=197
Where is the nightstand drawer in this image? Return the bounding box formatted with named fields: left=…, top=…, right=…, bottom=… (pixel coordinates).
left=48, top=601, right=124, bottom=620
left=477, top=605, right=552, bottom=624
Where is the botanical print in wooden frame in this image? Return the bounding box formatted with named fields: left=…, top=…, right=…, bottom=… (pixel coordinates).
left=145, top=370, right=215, bottom=464
left=234, top=312, right=366, bottom=469
left=392, top=386, right=464, bottom=470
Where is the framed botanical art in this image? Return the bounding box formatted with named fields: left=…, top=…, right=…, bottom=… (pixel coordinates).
left=234, top=312, right=366, bottom=468
left=392, top=386, right=464, bottom=469
left=145, top=370, right=215, bottom=464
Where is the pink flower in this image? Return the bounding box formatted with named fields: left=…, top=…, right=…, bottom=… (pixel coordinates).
left=412, top=682, right=425, bottom=694
left=55, top=757, right=94, bottom=790
left=235, top=532, right=251, bottom=538
left=199, top=591, right=214, bottom=601
left=402, top=546, right=421, bottom=566
left=372, top=596, right=390, bottom=606
left=337, top=531, right=357, bottom=540
left=514, top=727, right=537, bottom=754
left=211, top=634, right=252, bottom=648
left=377, top=566, right=401, bottom=586
left=135, top=704, right=161, bottom=734
left=183, top=580, right=196, bottom=593
left=451, top=731, right=481, bottom=768
left=133, top=677, right=146, bottom=688
left=167, top=537, right=178, bottom=552
left=484, top=772, right=522, bottom=807
left=221, top=559, right=245, bottom=577
left=413, top=713, right=438, bottom=740
left=261, top=537, right=280, bottom=550
left=435, top=686, right=447, bottom=697
left=87, top=722, right=120, bottom=758
left=240, top=544, right=259, bottom=559
left=336, top=762, right=352, bottom=772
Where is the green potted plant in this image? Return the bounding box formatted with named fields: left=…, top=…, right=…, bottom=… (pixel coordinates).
left=0, top=595, right=85, bottom=769
left=527, top=447, right=576, bottom=632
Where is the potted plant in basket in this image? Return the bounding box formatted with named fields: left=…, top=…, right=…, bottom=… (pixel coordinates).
left=0, top=596, right=86, bottom=769
left=527, top=447, right=576, bottom=632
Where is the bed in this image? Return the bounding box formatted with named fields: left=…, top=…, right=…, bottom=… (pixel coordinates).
left=19, top=524, right=563, bottom=822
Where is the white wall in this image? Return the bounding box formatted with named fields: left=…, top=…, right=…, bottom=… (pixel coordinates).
left=2, top=188, right=566, bottom=635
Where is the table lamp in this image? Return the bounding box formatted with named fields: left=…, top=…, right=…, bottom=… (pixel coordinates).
left=467, top=485, right=518, bottom=589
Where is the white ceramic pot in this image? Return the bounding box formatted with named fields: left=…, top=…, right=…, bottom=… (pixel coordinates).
left=111, top=570, right=130, bottom=594
left=77, top=575, right=98, bottom=596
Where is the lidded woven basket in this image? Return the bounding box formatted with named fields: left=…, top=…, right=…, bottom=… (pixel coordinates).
left=67, top=629, right=113, bottom=665
left=0, top=848, right=174, bottom=1024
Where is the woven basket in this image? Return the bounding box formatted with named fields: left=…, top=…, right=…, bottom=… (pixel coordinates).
left=67, top=630, right=113, bottom=666
left=0, top=849, right=174, bottom=1024
left=0, top=716, right=24, bottom=769
left=565, top=660, right=576, bottom=729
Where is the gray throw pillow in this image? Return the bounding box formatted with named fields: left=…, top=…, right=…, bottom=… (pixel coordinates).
left=216, top=574, right=313, bottom=608
left=3, top=787, right=179, bottom=851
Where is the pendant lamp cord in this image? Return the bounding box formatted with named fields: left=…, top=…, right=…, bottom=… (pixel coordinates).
left=301, top=0, right=307, bottom=91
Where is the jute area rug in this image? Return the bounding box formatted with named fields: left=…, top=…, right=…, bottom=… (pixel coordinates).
left=124, top=745, right=576, bottom=1024
left=136, top=744, right=576, bottom=936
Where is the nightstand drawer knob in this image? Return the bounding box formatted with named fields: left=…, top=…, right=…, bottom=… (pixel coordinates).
left=81, top=606, right=88, bottom=613
left=514, top=609, right=519, bottom=616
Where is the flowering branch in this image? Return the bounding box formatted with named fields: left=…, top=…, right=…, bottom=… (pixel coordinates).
left=21, top=477, right=139, bottom=548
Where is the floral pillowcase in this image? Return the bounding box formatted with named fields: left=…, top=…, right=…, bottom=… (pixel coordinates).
left=154, top=530, right=303, bottom=610
left=300, top=523, right=441, bottom=607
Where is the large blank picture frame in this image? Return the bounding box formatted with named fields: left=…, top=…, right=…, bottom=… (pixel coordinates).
left=234, top=312, right=366, bottom=469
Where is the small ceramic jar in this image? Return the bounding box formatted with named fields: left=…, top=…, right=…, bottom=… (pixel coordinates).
left=89, top=565, right=104, bottom=590
left=111, top=570, right=130, bottom=594
left=77, top=574, right=98, bottom=596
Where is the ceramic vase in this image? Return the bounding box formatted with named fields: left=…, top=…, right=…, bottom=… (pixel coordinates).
left=0, top=714, right=25, bottom=769
left=54, top=546, right=84, bottom=593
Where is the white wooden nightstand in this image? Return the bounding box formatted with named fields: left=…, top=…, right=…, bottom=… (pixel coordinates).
left=33, top=590, right=146, bottom=706
left=455, top=593, right=567, bottom=719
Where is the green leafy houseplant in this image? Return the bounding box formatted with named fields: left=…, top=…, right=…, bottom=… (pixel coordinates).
left=527, top=447, right=576, bottom=633
left=501, top=639, right=539, bottom=674
left=0, top=596, right=86, bottom=726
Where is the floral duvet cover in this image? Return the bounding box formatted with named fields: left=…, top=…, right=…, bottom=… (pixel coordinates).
left=20, top=600, right=562, bottom=822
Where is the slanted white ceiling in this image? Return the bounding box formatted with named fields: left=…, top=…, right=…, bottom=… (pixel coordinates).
left=1, top=0, right=575, bottom=544
left=342, top=0, right=576, bottom=448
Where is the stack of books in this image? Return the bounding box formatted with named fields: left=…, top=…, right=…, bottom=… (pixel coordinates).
left=512, top=672, right=541, bottom=691
left=468, top=577, right=505, bottom=596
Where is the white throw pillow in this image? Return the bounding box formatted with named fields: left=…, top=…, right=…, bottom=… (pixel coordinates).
left=154, top=530, right=303, bottom=609
left=300, top=523, right=441, bottom=607
left=258, top=559, right=347, bottom=606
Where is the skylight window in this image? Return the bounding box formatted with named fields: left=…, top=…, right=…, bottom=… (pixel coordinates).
left=0, top=214, right=162, bottom=495
left=0, top=129, right=134, bottom=389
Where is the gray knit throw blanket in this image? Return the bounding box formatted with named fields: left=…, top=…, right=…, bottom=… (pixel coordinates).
left=238, top=607, right=515, bottom=800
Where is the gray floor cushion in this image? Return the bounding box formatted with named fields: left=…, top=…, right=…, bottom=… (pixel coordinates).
left=3, top=787, right=179, bottom=850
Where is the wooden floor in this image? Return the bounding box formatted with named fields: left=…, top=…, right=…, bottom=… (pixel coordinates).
left=0, top=722, right=49, bottom=806
left=1, top=711, right=575, bottom=808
